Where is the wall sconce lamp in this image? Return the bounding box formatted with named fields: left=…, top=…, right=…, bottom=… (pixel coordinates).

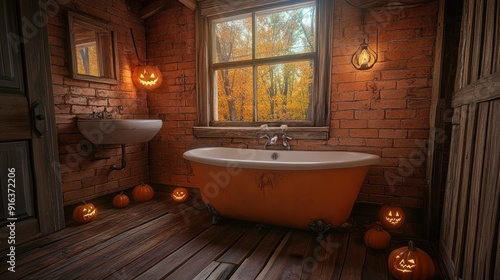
left=351, top=38, right=378, bottom=70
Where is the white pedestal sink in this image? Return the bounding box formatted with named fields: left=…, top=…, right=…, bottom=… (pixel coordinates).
left=77, top=118, right=162, bottom=171
left=77, top=119, right=162, bottom=145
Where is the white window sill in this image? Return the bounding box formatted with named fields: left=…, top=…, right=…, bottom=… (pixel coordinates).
left=193, top=126, right=330, bottom=140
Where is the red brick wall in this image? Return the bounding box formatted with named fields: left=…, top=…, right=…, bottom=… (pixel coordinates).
left=48, top=0, right=150, bottom=205
left=146, top=1, right=438, bottom=208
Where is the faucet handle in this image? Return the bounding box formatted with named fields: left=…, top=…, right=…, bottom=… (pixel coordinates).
left=259, top=134, right=270, bottom=139
left=282, top=134, right=292, bottom=149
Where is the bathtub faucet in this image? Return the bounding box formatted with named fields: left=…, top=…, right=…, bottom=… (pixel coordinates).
left=282, top=134, right=292, bottom=150
left=260, top=134, right=278, bottom=150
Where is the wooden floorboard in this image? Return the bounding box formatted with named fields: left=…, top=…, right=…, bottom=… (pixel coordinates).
left=0, top=188, right=446, bottom=280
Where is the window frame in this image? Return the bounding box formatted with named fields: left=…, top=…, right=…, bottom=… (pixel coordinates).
left=195, top=0, right=333, bottom=140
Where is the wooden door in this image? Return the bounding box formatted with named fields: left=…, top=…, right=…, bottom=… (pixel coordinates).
left=438, top=0, right=500, bottom=278
left=0, top=0, right=64, bottom=251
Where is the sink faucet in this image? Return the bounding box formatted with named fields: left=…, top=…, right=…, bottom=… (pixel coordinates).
left=260, top=134, right=278, bottom=150
left=91, top=107, right=113, bottom=119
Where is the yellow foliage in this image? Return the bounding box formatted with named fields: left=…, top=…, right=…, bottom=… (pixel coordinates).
left=214, top=4, right=315, bottom=122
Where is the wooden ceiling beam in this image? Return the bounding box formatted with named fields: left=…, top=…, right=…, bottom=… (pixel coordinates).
left=178, top=0, right=197, bottom=11
left=138, top=0, right=197, bottom=19
left=138, top=0, right=170, bottom=19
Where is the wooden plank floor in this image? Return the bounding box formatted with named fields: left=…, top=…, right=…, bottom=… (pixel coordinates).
left=0, top=188, right=446, bottom=279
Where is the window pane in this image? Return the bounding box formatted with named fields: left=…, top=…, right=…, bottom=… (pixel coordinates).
left=215, top=67, right=253, bottom=121
left=213, top=16, right=252, bottom=63
left=256, top=4, right=316, bottom=58
left=257, top=60, right=313, bottom=121
left=76, top=45, right=99, bottom=76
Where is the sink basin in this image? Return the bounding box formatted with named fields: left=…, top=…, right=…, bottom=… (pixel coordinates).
left=77, top=119, right=162, bottom=145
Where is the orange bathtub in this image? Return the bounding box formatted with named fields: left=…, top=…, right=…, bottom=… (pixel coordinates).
left=183, top=147, right=380, bottom=233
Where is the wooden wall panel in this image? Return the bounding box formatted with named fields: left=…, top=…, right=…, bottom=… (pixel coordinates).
left=473, top=99, right=500, bottom=280
left=469, top=0, right=484, bottom=84
left=494, top=0, right=500, bottom=72
left=456, top=0, right=499, bottom=89
left=452, top=103, right=477, bottom=274
left=439, top=108, right=460, bottom=258
left=480, top=0, right=495, bottom=77
left=439, top=0, right=500, bottom=278
left=461, top=102, right=489, bottom=279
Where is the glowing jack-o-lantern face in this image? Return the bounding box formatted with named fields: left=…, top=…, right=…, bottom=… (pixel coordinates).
left=396, top=257, right=416, bottom=273
left=73, top=202, right=98, bottom=223
left=379, top=205, right=405, bottom=230
left=388, top=240, right=435, bottom=280
left=171, top=187, right=188, bottom=202
left=132, top=65, right=163, bottom=90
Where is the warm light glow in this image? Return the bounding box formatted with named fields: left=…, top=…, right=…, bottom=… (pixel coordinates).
left=132, top=65, right=163, bottom=90
left=359, top=49, right=370, bottom=65
left=351, top=39, right=378, bottom=70
left=395, top=256, right=416, bottom=273
left=171, top=187, right=188, bottom=202
left=386, top=210, right=403, bottom=225
left=83, top=208, right=97, bottom=221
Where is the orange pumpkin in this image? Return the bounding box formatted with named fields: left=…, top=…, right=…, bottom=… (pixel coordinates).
left=132, top=65, right=163, bottom=90
left=132, top=183, right=154, bottom=202
left=73, top=202, right=98, bottom=223
left=171, top=187, right=188, bottom=202
left=388, top=240, right=435, bottom=280
left=379, top=205, right=405, bottom=230
left=364, top=223, right=391, bottom=250
left=113, top=192, right=130, bottom=208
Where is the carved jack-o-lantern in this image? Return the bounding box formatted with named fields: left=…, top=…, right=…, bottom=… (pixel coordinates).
left=171, top=187, right=188, bottom=202
left=73, top=202, right=98, bottom=223
left=388, top=240, right=435, bottom=280
left=379, top=205, right=405, bottom=230
left=132, top=65, right=163, bottom=90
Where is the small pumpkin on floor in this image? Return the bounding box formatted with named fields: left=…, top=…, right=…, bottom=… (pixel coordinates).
left=73, top=201, right=98, bottom=223
left=364, top=222, right=391, bottom=250
left=113, top=192, right=130, bottom=208
left=171, top=187, right=188, bottom=202
left=388, top=240, right=435, bottom=280
left=132, top=183, right=154, bottom=202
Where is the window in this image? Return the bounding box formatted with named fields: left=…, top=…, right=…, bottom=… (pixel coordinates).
left=196, top=0, right=333, bottom=139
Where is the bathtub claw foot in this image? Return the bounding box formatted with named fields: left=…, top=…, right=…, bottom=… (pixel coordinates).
left=309, top=219, right=331, bottom=241
left=206, top=204, right=222, bottom=225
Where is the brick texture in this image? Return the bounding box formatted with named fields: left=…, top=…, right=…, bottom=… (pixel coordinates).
left=50, top=0, right=438, bottom=209
left=48, top=0, right=149, bottom=205
left=146, top=1, right=438, bottom=209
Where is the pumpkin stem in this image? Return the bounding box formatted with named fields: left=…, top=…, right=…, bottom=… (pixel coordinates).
left=408, top=240, right=416, bottom=251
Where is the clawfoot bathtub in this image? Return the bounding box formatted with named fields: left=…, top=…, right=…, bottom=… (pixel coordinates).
left=183, top=147, right=380, bottom=236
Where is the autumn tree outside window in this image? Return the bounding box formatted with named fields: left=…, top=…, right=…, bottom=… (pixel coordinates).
left=195, top=0, right=333, bottom=139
